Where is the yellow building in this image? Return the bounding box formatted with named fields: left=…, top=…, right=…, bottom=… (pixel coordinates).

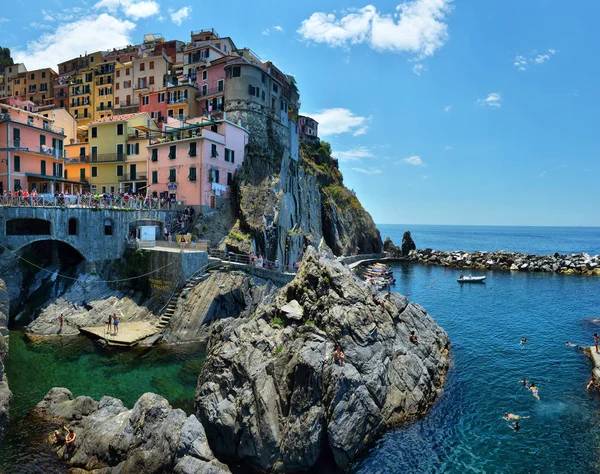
left=93, top=62, right=115, bottom=121
left=87, top=112, right=157, bottom=194
left=64, top=141, right=90, bottom=193
left=25, top=68, right=57, bottom=105
left=70, top=70, right=93, bottom=125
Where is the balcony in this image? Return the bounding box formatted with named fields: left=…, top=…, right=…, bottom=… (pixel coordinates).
left=90, top=153, right=125, bottom=162
left=43, top=122, right=65, bottom=135
left=133, top=82, right=149, bottom=90
left=96, top=105, right=113, bottom=112
left=199, top=87, right=224, bottom=97
left=55, top=92, right=67, bottom=99
left=66, top=155, right=89, bottom=163
left=95, top=67, right=115, bottom=76
left=0, top=113, right=10, bottom=123
left=184, top=55, right=207, bottom=66
left=149, top=127, right=202, bottom=145
left=167, top=96, right=189, bottom=104
left=128, top=130, right=151, bottom=140
left=118, top=172, right=147, bottom=182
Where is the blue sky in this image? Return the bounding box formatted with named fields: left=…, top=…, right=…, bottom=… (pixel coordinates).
left=3, top=0, right=599, bottom=226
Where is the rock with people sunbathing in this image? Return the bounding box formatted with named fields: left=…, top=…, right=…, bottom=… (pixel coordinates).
left=34, top=387, right=230, bottom=474
left=195, top=244, right=450, bottom=472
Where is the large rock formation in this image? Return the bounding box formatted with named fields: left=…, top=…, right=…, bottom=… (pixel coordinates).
left=401, top=230, right=417, bottom=256
left=163, top=271, right=278, bottom=343
left=26, top=274, right=156, bottom=337
left=35, top=388, right=230, bottom=474
left=195, top=246, right=449, bottom=472
left=0, top=279, right=12, bottom=449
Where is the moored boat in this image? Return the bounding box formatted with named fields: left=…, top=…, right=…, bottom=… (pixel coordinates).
left=457, top=274, right=486, bottom=283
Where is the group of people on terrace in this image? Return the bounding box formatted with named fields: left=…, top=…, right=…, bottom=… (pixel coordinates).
left=1, top=189, right=183, bottom=210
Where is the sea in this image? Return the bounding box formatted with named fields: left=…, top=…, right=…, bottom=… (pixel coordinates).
left=1, top=224, right=600, bottom=473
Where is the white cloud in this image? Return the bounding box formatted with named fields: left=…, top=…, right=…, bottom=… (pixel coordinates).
left=12, top=14, right=136, bottom=70
left=274, top=25, right=284, bottom=32
left=29, top=22, right=53, bottom=30
left=0, top=17, right=9, bottom=23
left=298, top=0, right=453, bottom=59
left=444, top=145, right=452, bottom=150
left=308, top=108, right=370, bottom=136
left=334, top=146, right=375, bottom=162
left=169, top=6, right=192, bottom=25
left=262, top=29, right=270, bottom=36
left=539, top=170, right=547, bottom=177
left=400, top=155, right=424, bottom=166
left=412, top=63, right=425, bottom=75
left=444, top=105, right=451, bottom=112
left=477, top=92, right=502, bottom=108
left=352, top=167, right=382, bottom=174
left=422, top=175, right=429, bottom=179
left=514, top=49, right=556, bottom=71
left=94, top=0, right=160, bottom=19
left=263, top=25, right=284, bottom=36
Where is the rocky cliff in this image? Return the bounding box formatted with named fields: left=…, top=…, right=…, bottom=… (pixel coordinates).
left=163, top=271, right=278, bottom=344
left=195, top=246, right=450, bottom=472
left=223, top=107, right=382, bottom=266
left=0, top=279, right=12, bottom=449
left=34, top=387, right=230, bottom=474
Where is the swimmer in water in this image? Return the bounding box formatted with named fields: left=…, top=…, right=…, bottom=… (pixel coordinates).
left=529, top=382, right=540, bottom=400
left=504, top=413, right=530, bottom=421
left=520, top=378, right=529, bottom=387
left=521, top=337, right=527, bottom=345
left=565, top=341, right=579, bottom=347
left=511, top=420, right=520, bottom=432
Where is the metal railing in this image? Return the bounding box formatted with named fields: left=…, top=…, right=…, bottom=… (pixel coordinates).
left=1, top=194, right=186, bottom=210
left=90, top=153, right=125, bottom=162
left=199, top=87, right=224, bottom=97
left=42, top=122, right=65, bottom=135
left=119, top=173, right=147, bottom=182
left=96, top=105, right=113, bottom=111
left=149, top=128, right=202, bottom=145
left=209, top=249, right=298, bottom=274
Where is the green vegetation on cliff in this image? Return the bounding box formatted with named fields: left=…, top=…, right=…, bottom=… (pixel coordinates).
left=0, top=48, right=13, bottom=69
left=301, top=140, right=382, bottom=255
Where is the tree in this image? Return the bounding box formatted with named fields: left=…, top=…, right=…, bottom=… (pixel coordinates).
left=0, top=47, right=14, bottom=69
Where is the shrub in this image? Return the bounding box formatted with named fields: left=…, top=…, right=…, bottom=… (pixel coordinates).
left=272, top=317, right=284, bottom=328
left=304, top=320, right=315, bottom=326
left=274, top=346, right=283, bottom=355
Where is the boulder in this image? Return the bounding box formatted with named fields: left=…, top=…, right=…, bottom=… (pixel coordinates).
left=401, top=231, right=417, bottom=256
left=34, top=388, right=230, bottom=474
left=195, top=247, right=450, bottom=472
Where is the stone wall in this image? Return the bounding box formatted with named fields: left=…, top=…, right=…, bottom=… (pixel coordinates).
left=0, top=207, right=178, bottom=263
left=0, top=279, right=12, bottom=449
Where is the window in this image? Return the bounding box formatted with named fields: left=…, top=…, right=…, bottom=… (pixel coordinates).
left=189, top=142, right=197, bottom=157
left=211, top=124, right=218, bottom=133
left=149, top=61, right=154, bottom=70
left=41, top=160, right=46, bottom=175
left=64, top=170, right=68, bottom=180
left=126, top=68, right=130, bottom=75
left=116, top=70, right=121, bottom=78
left=104, top=219, right=113, bottom=236
left=42, top=71, right=46, bottom=78
left=68, top=218, right=78, bottom=236
left=14, top=179, right=21, bottom=191
left=127, top=143, right=140, bottom=155
left=40, top=135, right=46, bottom=146
left=178, top=108, right=184, bottom=116
left=248, top=85, right=256, bottom=97
left=262, top=90, right=265, bottom=101
left=169, top=168, right=176, bottom=182
left=30, top=73, right=35, bottom=80
left=115, top=83, right=120, bottom=90
left=151, top=149, right=158, bottom=162
left=14, top=155, right=20, bottom=172
left=232, top=66, right=241, bottom=77
left=169, top=145, right=176, bottom=159
left=158, top=92, right=165, bottom=102
left=262, top=73, right=266, bottom=84
left=225, top=148, right=235, bottom=163
left=211, top=144, right=218, bottom=158
left=92, top=166, right=98, bottom=177
left=116, top=123, right=124, bottom=135
left=189, top=166, right=197, bottom=181
left=116, top=165, right=123, bottom=176
left=80, top=168, right=86, bottom=180
left=210, top=168, right=220, bottom=183
left=91, top=127, right=98, bottom=138
left=140, top=63, right=145, bottom=71
left=13, top=128, right=20, bottom=146
left=202, top=84, right=208, bottom=96
left=217, top=79, right=224, bottom=92
left=102, top=186, right=106, bottom=193
left=227, top=171, right=233, bottom=185
left=202, top=70, right=207, bottom=81
left=116, top=144, right=124, bottom=158
left=142, top=95, right=149, bottom=106
left=273, top=83, right=279, bottom=93
left=86, top=73, right=92, bottom=82
left=152, top=170, right=158, bottom=184
left=91, top=146, right=98, bottom=159
left=149, top=76, right=155, bottom=85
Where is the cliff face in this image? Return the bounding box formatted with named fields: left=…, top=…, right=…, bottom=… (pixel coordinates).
left=195, top=246, right=450, bottom=472
left=0, top=279, right=11, bottom=449
left=225, top=104, right=382, bottom=265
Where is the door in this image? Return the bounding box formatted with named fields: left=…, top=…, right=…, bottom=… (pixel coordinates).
left=210, top=194, right=216, bottom=209
left=129, top=164, right=136, bottom=181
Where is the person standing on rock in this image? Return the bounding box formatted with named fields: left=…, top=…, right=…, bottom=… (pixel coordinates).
left=409, top=331, right=419, bottom=345
left=113, top=314, right=120, bottom=335
left=107, top=314, right=112, bottom=334
left=594, top=333, right=599, bottom=354
left=59, top=314, right=64, bottom=332
left=370, top=278, right=378, bottom=303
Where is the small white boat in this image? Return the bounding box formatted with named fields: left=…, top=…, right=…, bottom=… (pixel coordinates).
left=457, top=275, right=486, bottom=283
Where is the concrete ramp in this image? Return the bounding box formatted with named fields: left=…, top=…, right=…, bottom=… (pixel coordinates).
left=80, top=321, right=159, bottom=347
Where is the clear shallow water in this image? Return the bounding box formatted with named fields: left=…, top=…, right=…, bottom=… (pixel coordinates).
left=379, top=224, right=600, bottom=255
left=0, top=332, right=204, bottom=472
left=353, top=263, right=600, bottom=473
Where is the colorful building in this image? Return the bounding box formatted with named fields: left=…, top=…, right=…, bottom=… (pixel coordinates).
left=298, top=115, right=319, bottom=139
left=25, top=68, right=57, bottom=105
left=93, top=62, right=115, bottom=121
left=146, top=117, right=247, bottom=207
left=114, top=61, right=138, bottom=115
left=63, top=141, right=90, bottom=194
left=196, top=56, right=227, bottom=117
left=139, top=89, right=168, bottom=124
left=87, top=112, right=157, bottom=194
left=132, top=54, right=169, bottom=99
left=0, top=104, right=75, bottom=194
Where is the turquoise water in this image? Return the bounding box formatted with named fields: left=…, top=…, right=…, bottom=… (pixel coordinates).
left=353, top=263, right=600, bottom=473
left=0, top=332, right=204, bottom=471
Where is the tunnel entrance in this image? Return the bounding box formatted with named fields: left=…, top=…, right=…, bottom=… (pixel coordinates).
left=6, top=218, right=51, bottom=235
left=10, top=240, right=85, bottom=328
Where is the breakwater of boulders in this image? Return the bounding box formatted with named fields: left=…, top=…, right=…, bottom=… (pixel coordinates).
left=404, top=248, right=600, bottom=276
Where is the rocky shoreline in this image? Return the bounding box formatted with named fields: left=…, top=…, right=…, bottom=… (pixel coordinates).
left=383, top=235, right=600, bottom=276
left=0, top=279, right=12, bottom=449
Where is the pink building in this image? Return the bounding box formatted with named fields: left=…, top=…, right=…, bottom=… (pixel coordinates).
left=139, top=90, right=169, bottom=124
left=298, top=115, right=319, bottom=139
left=0, top=104, right=82, bottom=194
left=146, top=118, right=248, bottom=207
left=195, top=56, right=228, bottom=116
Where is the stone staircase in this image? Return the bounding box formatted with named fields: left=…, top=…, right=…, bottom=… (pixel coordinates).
left=155, top=259, right=222, bottom=331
